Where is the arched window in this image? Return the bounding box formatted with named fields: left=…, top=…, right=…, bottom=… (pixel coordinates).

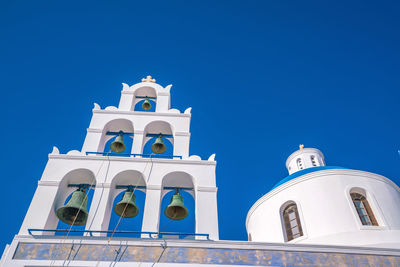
left=310, top=155, right=317, bottom=166
left=283, top=203, right=303, bottom=241
left=350, top=193, right=378, bottom=226
left=296, top=158, right=304, bottom=170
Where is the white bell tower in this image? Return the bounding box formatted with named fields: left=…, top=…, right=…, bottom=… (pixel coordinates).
left=18, top=76, right=219, bottom=240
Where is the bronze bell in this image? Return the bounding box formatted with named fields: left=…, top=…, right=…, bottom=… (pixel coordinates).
left=56, top=189, right=89, bottom=226
left=142, top=98, right=151, bottom=111
left=110, top=134, right=126, bottom=153
left=164, top=191, right=188, bottom=220
left=114, top=189, right=139, bottom=218
left=151, top=135, right=167, bottom=154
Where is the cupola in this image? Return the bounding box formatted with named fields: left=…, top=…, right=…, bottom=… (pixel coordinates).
left=285, top=145, right=325, bottom=175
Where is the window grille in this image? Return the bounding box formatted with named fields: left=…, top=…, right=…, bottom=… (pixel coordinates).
left=351, top=193, right=378, bottom=226
left=283, top=203, right=303, bottom=241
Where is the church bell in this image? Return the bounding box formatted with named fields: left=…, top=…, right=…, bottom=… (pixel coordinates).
left=151, top=135, right=167, bottom=154
left=142, top=98, right=151, bottom=111
left=164, top=191, right=188, bottom=220
left=56, top=189, right=89, bottom=226
left=114, top=189, right=139, bottom=218
left=110, top=134, right=126, bottom=153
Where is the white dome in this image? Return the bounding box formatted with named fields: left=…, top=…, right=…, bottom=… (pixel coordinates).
left=246, top=168, right=400, bottom=249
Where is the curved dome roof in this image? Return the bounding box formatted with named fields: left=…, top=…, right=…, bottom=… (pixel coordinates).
left=271, top=166, right=348, bottom=190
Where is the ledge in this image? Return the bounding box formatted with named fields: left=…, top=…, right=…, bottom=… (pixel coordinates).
left=93, top=109, right=191, bottom=118
left=37, top=182, right=218, bottom=193
left=11, top=235, right=400, bottom=257
left=48, top=154, right=217, bottom=166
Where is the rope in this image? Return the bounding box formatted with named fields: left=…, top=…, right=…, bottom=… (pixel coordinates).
left=151, top=240, right=168, bottom=267
left=50, top=152, right=111, bottom=266
left=93, top=153, right=155, bottom=267
left=107, top=153, right=154, bottom=241
left=64, top=153, right=174, bottom=267
left=108, top=240, right=129, bottom=267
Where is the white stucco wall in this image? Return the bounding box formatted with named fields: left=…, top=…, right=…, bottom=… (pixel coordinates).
left=18, top=80, right=219, bottom=241
left=246, top=169, right=400, bottom=249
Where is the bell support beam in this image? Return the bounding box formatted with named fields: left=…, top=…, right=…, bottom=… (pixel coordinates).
left=135, top=96, right=157, bottom=100
left=115, top=185, right=193, bottom=191
left=106, top=131, right=134, bottom=136
left=85, top=151, right=183, bottom=159
left=116, top=185, right=146, bottom=190
left=67, top=184, right=95, bottom=189
left=163, top=186, right=193, bottom=191
left=146, top=133, right=173, bottom=138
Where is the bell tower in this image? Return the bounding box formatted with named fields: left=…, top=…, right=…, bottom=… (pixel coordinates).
left=18, top=76, right=219, bottom=240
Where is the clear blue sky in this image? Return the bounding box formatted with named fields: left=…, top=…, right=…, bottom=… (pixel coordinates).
left=1, top=0, right=400, bottom=248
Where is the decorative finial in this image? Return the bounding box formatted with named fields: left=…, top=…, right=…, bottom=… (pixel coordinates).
left=299, top=144, right=304, bottom=150
left=142, top=75, right=156, bottom=83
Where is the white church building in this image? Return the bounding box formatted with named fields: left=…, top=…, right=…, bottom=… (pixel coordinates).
left=1, top=77, right=400, bottom=266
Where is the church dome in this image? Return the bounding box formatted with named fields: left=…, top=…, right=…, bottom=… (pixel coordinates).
left=246, top=146, right=400, bottom=249
left=272, top=166, right=348, bottom=190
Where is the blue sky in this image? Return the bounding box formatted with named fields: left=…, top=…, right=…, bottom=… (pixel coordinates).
left=1, top=0, right=400, bottom=248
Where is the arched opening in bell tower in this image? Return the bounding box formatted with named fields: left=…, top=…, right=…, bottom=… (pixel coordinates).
left=52, top=169, right=96, bottom=236
left=159, top=172, right=195, bottom=238
left=98, top=119, right=134, bottom=156
left=133, top=86, right=157, bottom=112
left=142, top=121, right=174, bottom=158
left=106, top=170, right=147, bottom=237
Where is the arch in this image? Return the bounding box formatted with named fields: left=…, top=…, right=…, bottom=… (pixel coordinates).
left=310, top=155, right=317, bottom=166
left=296, top=158, right=304, bottom=170
left=161, top=171, right=195, bottom=198
left=159, top=172, right=195, bottom=235
left=350, top=188, right=378, bottom=226
left=50, top=169, right=97, bottom=234
left=53, top=169, right=97, bottom=212
left=97, top=118, right=134, bottom=153
left=102, top=170, right=147, bottom=235
left=133, top=86, right=157, bottom=111
left=280, top=201, right=303, bottom=241
left=142, top=120, right=174, bottom=155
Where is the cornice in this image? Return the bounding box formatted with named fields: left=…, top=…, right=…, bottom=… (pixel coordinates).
left=246, top=169, right=400, bottom=228
left=37, top=181, right=217, bottom=192
left=48, top=154, right=216, bottom=166
left=93, top=109, right=191, bottom=118
left=86, top=128, right=190, bottom=137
